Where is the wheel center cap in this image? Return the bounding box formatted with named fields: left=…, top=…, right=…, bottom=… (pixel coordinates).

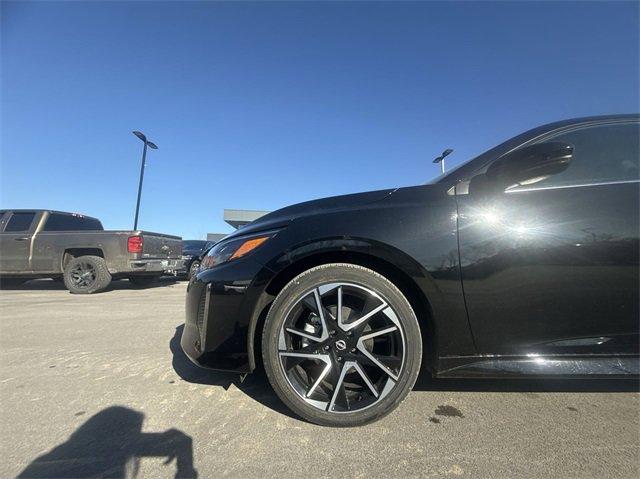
left=334, top=339, right=347, bottom=351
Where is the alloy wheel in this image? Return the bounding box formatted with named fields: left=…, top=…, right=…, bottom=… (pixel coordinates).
left=278, top=282, right=405, bottom=413
left=69, top=262, right=97, bottom=289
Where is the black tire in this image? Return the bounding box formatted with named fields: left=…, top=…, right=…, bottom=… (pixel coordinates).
left=63, top=256, right=112, bottom=294
left=128, top=274, right=161, bottom=287
left=262, top=263, right=422, bottom=427
left=187, top=261, right=200, bottom=280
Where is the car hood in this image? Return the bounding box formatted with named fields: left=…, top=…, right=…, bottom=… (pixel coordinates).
left=229, top=188, right=397, bottom=238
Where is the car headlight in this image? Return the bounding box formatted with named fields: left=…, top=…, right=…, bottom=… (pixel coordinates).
left=200, top=232, right=274, bottom=270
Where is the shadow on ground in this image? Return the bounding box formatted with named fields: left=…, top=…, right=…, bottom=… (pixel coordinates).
left=17, top=406, right=197, bottom=478
left=0, top=277, right=183, bottom=293
left=170, top=325, right=299, bottom=420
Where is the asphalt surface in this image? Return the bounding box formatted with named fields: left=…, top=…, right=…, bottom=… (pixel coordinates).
left=1, top=279, right=638, bottom=478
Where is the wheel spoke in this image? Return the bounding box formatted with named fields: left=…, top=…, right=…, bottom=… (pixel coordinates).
left=285, top=327, right=323, bottom=343
left=360, top=325, right=398, bottom=341
left=338, top=301, right=387, bottom=332
left=299, top=289, right=330, bottom=341
left=306, top=360, right=332, bottom=398
left=336, top=285, right=343, bottom=326
left=328, top=362, right=349, bottom=411
left=279, top=351, right=328, bottom=360
left=357, top=326, right=401, bottom=380
left=312, top=288, right=330, bottom=340
left=352, top=362, right=379, bottom=398
left=356, top=350, right=401, bottom=380
left=279, top=352, right=331, bottom=371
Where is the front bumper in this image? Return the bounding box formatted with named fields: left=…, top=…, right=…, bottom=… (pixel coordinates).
left=181, top=257, right=273, bottom=373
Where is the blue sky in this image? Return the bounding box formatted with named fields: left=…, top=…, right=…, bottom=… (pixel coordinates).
left=1, top=1, right=638, bottom=239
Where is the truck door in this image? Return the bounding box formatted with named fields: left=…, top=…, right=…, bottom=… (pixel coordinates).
left=0, top=211, right=37, bottom=272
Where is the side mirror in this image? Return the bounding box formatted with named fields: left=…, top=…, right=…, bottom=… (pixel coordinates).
left=469, top=142, right=573, bottom=195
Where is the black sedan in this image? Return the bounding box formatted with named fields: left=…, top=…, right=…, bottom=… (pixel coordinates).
left=180, top=240, right=214, bottom=280
left=183, top=114, right=639, bottom=426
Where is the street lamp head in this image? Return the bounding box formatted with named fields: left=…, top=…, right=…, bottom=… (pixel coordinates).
left=133, top=131, right=147, bottom=142
left=433, top=148, right=454, bottom=164
left=133, top=131, right=158, bottom=149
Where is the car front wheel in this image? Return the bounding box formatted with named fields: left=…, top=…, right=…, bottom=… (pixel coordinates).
left=262, top=263, right=422, bottom=427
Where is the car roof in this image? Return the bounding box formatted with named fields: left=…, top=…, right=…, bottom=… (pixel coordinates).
left=527, top=113, right=638, bottom=133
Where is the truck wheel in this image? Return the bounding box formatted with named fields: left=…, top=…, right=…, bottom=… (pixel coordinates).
left=63, top=256, right=112, bottom=294
left=128, top=275, right=160, bottom=287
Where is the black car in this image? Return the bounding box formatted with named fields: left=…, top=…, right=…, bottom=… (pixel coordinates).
left=180, top=240, right=214, bottom=279
left=183, top=115, right=639, bottom=426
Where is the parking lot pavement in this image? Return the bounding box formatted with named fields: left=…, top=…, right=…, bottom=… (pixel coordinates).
left=1, top=279, right=638, bottom=479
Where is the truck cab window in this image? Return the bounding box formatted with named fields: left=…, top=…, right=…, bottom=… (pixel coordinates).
left=4, top=212, right=36, bottom=232
left=44, top=213, right=104, bottom=231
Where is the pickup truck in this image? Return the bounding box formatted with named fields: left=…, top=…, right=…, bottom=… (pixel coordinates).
left=0, top=209, right=183, bottom=294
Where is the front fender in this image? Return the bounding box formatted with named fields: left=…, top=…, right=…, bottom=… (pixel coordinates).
left=246, top=230, right=476, bottom=371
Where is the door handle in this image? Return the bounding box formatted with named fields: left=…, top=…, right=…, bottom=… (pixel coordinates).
left=14, top=237, right=29, bottom=241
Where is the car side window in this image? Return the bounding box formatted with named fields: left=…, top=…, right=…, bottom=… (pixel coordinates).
left=3, top=212, right=36, bottom=232
left=512, top=122, right=639, bottom=190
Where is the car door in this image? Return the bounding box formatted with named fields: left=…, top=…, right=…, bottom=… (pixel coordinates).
left=0, top=211, right=38, bottom=272
left=456, top=120, right=639, bottom=356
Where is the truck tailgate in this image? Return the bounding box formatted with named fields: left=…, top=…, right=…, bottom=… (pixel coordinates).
left=140, top=233, right=182, bottom=258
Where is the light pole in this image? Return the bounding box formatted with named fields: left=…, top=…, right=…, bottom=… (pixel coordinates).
left=433, top=148, right=453, bottom=175
left=132, top=131, right=158, bottom=230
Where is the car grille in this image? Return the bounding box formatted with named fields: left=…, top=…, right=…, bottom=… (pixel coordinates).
left=196, top=288, right=207, bottom=348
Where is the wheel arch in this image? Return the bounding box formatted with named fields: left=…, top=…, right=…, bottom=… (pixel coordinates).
left=247, top=238, right=440, bottom=374
left=62, top=248, right=105, bottom=270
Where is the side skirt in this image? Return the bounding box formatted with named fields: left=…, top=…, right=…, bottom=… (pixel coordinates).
left=436, top=355, right=640, bottom=378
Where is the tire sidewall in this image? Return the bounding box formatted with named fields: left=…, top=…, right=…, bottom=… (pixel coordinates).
left=262, top=263, right=422, bottom=427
